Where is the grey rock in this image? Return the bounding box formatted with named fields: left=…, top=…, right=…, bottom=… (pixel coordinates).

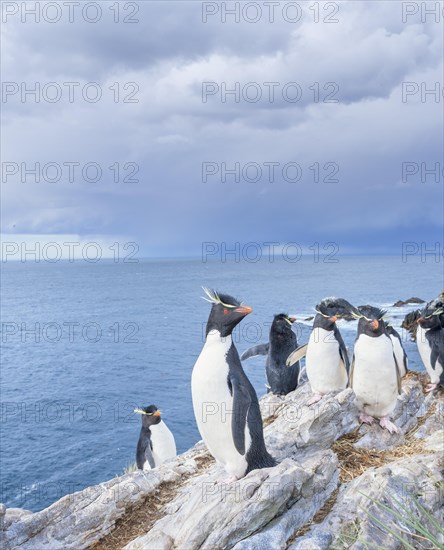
left=353, top=377, right=426, bottom=450
left=392, top=297, right=425, bottom=307
left=299, top=452, right=443, bottom=550
left=413, top=394, right=444, bottom=440
left=261, top=384, right=359, bottom=462
left=3, top=508, right=33, bottom=530
left=4, top=377, right=442, bottom=550
left=289, top=531, right=332, bottom=550
left=0, top=503, right=6, bottom=530
left=3, top=447, right=208, bottom=550
left=125, top=452, right=338, bottom=550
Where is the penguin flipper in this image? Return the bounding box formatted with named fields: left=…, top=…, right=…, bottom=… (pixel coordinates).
left=144, top=441, right=156, bottom=469
left=335, top=326, right=350, bottom=374
left=430, top=346, right=439, bottom=371
left=241, top=343, right=269, bottom=361
left=136, top=437, right=155, bottom=469
left=297, top=366, right=308, bottom=385
left=439, top=357, right=444, bottom=388
left=392, top=352, right=402, bottom=395
left=286, top=344, right=308, bottom=367
left=348, top=355, right=355, bottom=388
left=136, top=439, right=145, bottom=469
left=403, top=352, right=409, bottom=374
left=229, top=374, right=251, bottom=456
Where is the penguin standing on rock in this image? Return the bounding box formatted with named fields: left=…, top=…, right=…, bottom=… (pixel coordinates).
left=134, top=405, right=176, bottom=470
left=416, top=305, right=444, bottom=392
left=241, top=313, right=299, bottom=396
left=385, top=323, right=408, bottom=377
left=350, top=306, right=401, bottom=434
left=192, top=288, right=276, bottom=483
left=286, top=297, right=355, bottom=405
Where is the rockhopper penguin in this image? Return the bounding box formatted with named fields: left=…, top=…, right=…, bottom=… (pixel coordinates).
left=192, top=288, right=276, bottom=482
left=134, top=405, right=176, bottom=470
left=416, top=305, right=444, bottom=392
left=241, top=313, right=299, bottom=396
left=349, top=306, right=401, bottom=434
left=286, top=297, right=356, bottom=406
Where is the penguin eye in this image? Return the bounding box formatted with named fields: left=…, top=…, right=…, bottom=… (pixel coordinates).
left=223, top=308, right=229, bottom=314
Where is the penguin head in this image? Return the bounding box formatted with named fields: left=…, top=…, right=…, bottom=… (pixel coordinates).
left=202, top=287, right=252, bottom=337
left=134, top=405, right=162, bottom=427
left=417, top=306, right=443, bottom=330
left=315, top=297, right=358, bottom=324
left=426, top=292, right=444, bottom=310
left=271, top=314, right=296, bottom=336
left=401, top=309, right=421, bottom=331
left=356, top=305, right=387, bottom=336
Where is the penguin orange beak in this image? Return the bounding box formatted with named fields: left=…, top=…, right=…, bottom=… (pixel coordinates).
left=289, top=317, right=296, bottom=323
left=153, top=410, right=161, bottom=417
left=234, top=305, right=253, bottom=315
left=329, top=315, right=338, bottom=323
left=371, top=319, right=379, bottom=330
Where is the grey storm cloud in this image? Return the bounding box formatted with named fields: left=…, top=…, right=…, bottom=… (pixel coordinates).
left=1, top=1, right=443, bottom=256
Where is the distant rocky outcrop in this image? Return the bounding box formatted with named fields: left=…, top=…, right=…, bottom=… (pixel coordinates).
left=392, top=297, right=425, bottom=307
left=2, top=375, right=443, bottom=550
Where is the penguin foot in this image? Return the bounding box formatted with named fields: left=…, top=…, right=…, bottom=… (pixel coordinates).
left=307, top=394, right=323, bottom=406
left=425, top=383, right=438, bottom=393
left=359, top=413, right=375, bottom=425
left=379, top=416, right=399, bottom=434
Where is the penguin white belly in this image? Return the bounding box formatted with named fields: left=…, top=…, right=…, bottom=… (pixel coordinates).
left=390, top=335, right=406, bottom=377
left=352, top=335, right=398, bottom=418
left=306, top=328, right=347, bottom=394
left=150, top=420, right=177, bottom=467
left=416, top=326, right=439, bottom=383
left=192, top=332, right=249, bottom=478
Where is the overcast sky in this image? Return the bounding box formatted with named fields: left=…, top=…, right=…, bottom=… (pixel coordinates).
left=1, top=1, right=443, bottom=257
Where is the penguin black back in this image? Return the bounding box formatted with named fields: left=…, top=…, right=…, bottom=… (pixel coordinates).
left=417, top=306, right=444, bottom=387
left=135, top=405, right=160, bottom=470
left=226, top=345, right=276, bottom=473
left=267, top=314, right=299, bottom=395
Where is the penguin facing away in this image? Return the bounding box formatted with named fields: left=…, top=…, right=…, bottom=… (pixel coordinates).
left=241, top=313, right=299, bottom=396
left=385, top=323, right=408, bottom=377
left=134, top=405, right=177, bottom=470
left=286, top=297, right=356, bottom=406
left=416, top=305, right=444, bottom=392
left=350, top=306, right=401, bottom=434
left=192, top=288, right=276, bottom=482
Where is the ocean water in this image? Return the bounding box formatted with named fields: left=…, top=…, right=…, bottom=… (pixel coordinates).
left=0, top=256, right=441, bottom=512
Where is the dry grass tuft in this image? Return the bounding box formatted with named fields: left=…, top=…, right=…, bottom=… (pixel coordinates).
left=89, top=454, right=214, bottom=550
left=332, top=401, right=437, bottom=484
left=332, top=432, right=427, bottom=484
